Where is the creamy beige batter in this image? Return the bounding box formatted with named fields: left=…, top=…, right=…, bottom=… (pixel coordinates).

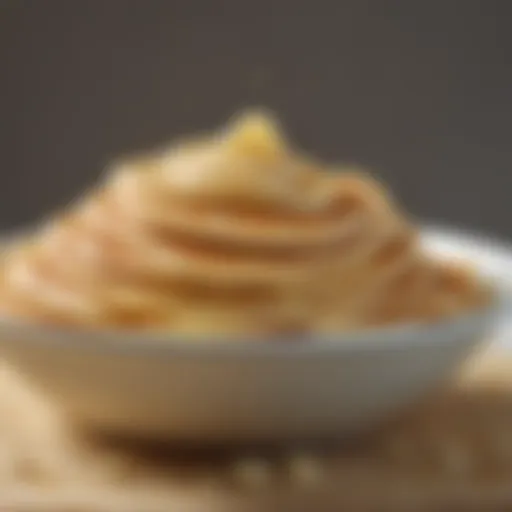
left=0, top=111, right=488, bottom=336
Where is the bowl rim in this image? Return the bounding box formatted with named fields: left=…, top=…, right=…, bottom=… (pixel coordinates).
left=0, top=298, right=502, bottom=357
left=0, top=223, right=507, bottom=358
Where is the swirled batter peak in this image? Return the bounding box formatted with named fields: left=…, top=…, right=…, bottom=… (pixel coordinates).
left=0, top=110, right=490, bottom=336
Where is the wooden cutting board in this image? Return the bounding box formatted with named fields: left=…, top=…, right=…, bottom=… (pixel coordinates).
left=1, top=348, right=512, bottom=511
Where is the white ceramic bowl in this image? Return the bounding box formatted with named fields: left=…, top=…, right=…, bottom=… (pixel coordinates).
left=0, top=227, right=506, bottom=443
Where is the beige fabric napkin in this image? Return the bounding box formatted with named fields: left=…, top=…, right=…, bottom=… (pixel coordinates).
left=0, top=348, right=512, bottom=511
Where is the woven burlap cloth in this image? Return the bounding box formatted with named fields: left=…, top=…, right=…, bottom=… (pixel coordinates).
left=1, top=348, right=512, bottom=511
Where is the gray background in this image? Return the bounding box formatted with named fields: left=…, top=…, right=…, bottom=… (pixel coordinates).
left=0, top=1, right=510, bottom=236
